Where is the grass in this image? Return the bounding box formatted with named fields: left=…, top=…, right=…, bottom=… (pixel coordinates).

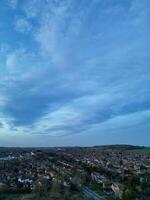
left=129, top=147, right=150, bottom=154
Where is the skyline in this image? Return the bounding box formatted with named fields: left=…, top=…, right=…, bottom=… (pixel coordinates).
left=0, top=0, right=150, bottom=147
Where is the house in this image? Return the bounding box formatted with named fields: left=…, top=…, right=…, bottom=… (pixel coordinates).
left=111, top=183, right=123, bottom=199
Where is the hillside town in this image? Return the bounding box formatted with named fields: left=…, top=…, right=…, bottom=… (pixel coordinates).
left=0, top=146, right=150, bottom=200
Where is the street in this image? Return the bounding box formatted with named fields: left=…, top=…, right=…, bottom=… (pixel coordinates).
left=82, top=186, right=106, bottom=200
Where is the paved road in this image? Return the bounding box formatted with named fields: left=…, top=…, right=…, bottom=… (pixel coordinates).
left=82, top=186, right=106, bottom=200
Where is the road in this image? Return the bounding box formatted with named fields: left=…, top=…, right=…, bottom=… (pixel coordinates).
left=82, top=186, right=106, bottom=200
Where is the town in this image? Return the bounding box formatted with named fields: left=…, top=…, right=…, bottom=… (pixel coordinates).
left=0, top=145, right=150, bottom=200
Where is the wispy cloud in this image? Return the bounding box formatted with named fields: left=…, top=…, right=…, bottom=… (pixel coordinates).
left=0, top=0, right=150, bottom=146
left=14, top=17, right=32, bottom=33
left=7, top=0, right=18, bottom=9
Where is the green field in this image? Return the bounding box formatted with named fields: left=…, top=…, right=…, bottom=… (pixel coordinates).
left=129, top=147, right=150, bottom=154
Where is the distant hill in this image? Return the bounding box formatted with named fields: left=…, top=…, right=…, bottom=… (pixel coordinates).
left=0, top=145, right=150, bottom=153
left=93, top=144, right=147, bottom=151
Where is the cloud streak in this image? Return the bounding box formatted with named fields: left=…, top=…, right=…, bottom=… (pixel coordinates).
left=0, top=0, right=150, bottom=146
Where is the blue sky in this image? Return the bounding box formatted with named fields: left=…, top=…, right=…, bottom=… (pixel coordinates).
left=0, top=0, right=150, bottom=147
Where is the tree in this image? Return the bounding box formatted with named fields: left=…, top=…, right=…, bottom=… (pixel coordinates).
left=34, top=178, right=50, bottom=199
left=123, top=188, right=134, bottom=200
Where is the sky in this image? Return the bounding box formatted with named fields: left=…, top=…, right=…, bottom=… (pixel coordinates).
left=0, top=0, right=150, bottom=147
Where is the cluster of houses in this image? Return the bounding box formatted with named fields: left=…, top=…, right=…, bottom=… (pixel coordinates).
left=55, top=147, right=150, bottom=199
left=0, top=148, right=150, bottom=199
left=91, top=172, right=123, bottom=199
left=0, top=151, right=53, bottom=192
